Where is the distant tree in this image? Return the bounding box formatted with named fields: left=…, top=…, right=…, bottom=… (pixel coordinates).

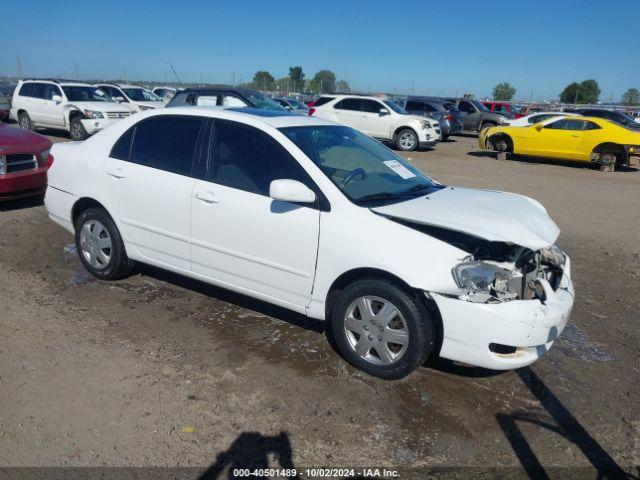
left=336, top=80, right=351, bottom=93
left=288, top=66, right=305, bottom=92
left=492, top=83, right=516, bottom=101
left=579, top=79, right=600, bottom=104
left=309, top=70, right=337, bottom=94
left=560, top=79, right=600, bottom=104
left=621, top=88, right=640, bottom=105
left=253, top=71, right=275, bottom=91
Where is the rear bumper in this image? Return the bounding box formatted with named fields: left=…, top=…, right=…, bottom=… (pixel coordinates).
left=432, top=258, right=574, bottom=370
left=44, top=185, right=76, bottom=233
left=0, top=168, right=48, bottom=200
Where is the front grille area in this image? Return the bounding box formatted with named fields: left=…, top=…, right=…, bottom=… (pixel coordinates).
left=6, top=154, right=36, bottom=173
left=106, top=111, right=131, bottom=119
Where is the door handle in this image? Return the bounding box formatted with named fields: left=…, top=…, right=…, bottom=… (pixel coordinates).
left=570, top=134, right=580, bottom=137
left=195, top=191, right=218, bottom=204
left=106, top=168, right=125, bottom=179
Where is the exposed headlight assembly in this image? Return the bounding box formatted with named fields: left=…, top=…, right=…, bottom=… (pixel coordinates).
left=83, top=109, right=104, bottom=119
left=421, top=120, right=432, bottom=129
left=540, top=244, right=566, bottom=268
left=452, top=260, right=520, bottom=303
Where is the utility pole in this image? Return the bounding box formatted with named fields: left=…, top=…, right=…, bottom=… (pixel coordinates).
left=74, top=61, right=80, bottom=80
left=123, top=67, right=127, bottom=82
left=320, top=79, right=323, bottom=95
left=16, top=55, right=24, bottom=78
left=232, top=72, right=236, bottom=85
left=164, top=70, right=167, bottom=84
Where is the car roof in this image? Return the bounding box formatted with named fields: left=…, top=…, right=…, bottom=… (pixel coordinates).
left=143, top=106, right=337, bottom=128
left=178, top=86, right=259, bottom=95
left=59, top=82, right=94, bottom=87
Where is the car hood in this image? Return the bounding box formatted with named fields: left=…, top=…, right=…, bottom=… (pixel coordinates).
left=0, top=123, right=52, bottom=153
left=68, top=101, right=128, bottom=111
left=371, top=187, right=560, bottom=251
left=135, top=101, right=164, bottom=109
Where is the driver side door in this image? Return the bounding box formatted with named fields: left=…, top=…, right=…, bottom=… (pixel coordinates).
left=190, top=120, right=322, bottom=309
left=360, top=99, right=391, bottom=139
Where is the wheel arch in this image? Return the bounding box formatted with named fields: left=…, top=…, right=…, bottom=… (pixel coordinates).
left=324, top=267, right=444, bottom=356
left=486, top=131, right=514, bottom=152
left=392, top=125, right=418, bottom=141
left=71, top=197, right=112, bottom=228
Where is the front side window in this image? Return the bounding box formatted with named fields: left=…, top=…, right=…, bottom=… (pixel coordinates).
left=280, top=125, right=442, bottom=206
left=122, top=88, right=162, bottom=102
left=362, top=99, right=384, bottom=113
left=210, top=121, right=307, bottom=196
left=545, top=119, right=585, bottom=131
left=383, top=100, right=407, bottom=114
left=130, top=116, right=203, bottom=176
left=458, top=101, right=475, bottom=113
left=222, top=95, right=248, bottom=107
left=62, top=86, right=110, bottom=102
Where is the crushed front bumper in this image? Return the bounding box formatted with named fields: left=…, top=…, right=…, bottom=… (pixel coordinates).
left=80, top=117, right=125, bottom=135
left=432, top=258, right=574, bottom=370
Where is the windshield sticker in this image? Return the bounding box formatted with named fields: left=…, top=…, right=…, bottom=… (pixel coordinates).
left=383, top=160, right=416, bottom=179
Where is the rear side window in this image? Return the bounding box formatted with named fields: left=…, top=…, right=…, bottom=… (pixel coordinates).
left=110, top=127, right=134, bottom=160
left=130, top=116, right=204, bottom=176
left=19, top=83, right=34, bottom=97
left=583, top=121, right=601, bottom=130
left=210, top=121, right=307, bottom=196
left=312, top=96, right=333, bottom=107
left=545, top=119, right=585, bottom=130
left=335, top=98, right=362, bottom=111
left=405, top=101, right=425, bottom=112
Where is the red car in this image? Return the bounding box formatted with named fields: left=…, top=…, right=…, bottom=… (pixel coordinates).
left=481, top=101, right=525, bottom=119
left=0, top=124, right=53, bottom=201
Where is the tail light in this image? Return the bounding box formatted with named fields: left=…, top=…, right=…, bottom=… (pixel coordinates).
left=308, top=108, right=316, bottom=116
left=444, top=114, right=454, bottom=121
left=38, top=148, right=54, bottom=168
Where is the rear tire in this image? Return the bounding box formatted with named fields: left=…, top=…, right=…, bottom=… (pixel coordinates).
left=18, top=112, right=33, bottom=131
left=395, top=128, right=419, bottom=151
left=330, top=278, right=435, bottom=379
left=74, top=207, right=134, bottom=280
left=70, top=117, right=88, bottom=141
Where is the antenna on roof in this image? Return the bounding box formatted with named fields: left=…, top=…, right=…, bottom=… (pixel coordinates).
left=16, top=55, right=24, bottom=78
left=170, top=65, right=183, bottom=87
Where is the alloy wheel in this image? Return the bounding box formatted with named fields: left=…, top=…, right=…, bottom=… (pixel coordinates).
left=398, top=131, right=417, bottom=150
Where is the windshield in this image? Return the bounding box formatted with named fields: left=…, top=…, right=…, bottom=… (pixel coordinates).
left=280, top=125, right=442, bottom=206
left=472, top=100, right=491, bottom=112
left=384, top=100, right=407, bottom=114
left=245, top=92, right=286, bottom=111
left=288, top=98, right=308, bottom=110
left=62, top=86, right=111, bottom=102
left=122, top=88, right=162, bottom=102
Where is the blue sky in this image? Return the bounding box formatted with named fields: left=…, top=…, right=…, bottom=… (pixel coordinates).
left=3, top=0, right=639, bottom=101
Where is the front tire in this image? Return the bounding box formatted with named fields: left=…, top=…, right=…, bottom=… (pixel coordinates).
left=70, top=117, right=88, bottom=141
left=18, top=112, right=33, bottom=131
left=330, top=278, right=435, bottom=379
left=75, top=207, right=134, bottom=280
left=395, top=128, right=419, bottom=151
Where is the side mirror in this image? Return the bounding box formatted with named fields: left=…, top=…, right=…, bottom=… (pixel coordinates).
left=52, top=94, right=62, bottom=103
left=269, top=179, right=316, bottom=204
left=284, top=105, right=292, bottom=111
left=535, top=124, right=543, bottom=132
left=379, top=108, right=390, bottom=116
left=113, top=96, right=125, bottom=103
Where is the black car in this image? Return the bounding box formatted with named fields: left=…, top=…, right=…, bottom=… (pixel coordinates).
left=166, top=87, right=286, bottom=111
left=398, top=97, right=463, bottom=140
left=566, top=108, right=640, bottom=131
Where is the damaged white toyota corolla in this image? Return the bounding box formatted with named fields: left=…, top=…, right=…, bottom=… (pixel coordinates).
left=45, top=107, right=574, bottom=379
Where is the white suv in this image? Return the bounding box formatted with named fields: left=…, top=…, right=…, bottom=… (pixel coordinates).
left=95, top=84, right=165, bottom=113
left=10, top=80, right=132, bottom=140
left=310, top=95, right=440, bottom=151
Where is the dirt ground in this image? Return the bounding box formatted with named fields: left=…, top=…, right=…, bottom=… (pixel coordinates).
left=0, top=127, right=639, bottom=478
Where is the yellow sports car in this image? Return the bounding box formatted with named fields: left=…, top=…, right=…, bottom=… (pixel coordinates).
left=479, top=116, right=640, bottom=171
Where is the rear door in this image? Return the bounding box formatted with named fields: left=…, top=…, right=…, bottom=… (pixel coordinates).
left=332, top=98, right=365, bottom=130
left=190, top=120, right=321, bottom=308
left=103, top=115, right=206, bottom=270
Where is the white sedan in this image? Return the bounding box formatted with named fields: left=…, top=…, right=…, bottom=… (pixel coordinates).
left=503, top=111, right=578, bottom=126
left=44, top=106, right=574, bottom=379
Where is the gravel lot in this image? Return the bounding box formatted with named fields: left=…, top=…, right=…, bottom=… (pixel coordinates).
left=1, top=127, right=639, bottom=478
